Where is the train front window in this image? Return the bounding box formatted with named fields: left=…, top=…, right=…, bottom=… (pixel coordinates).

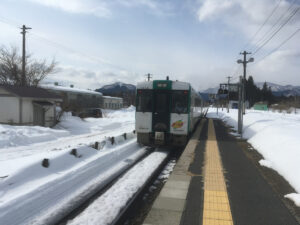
left=155, top=93, right=168, bottom=113
left=136, top=90, right=152, bottom=112
left=172, top=91, right=188, bottom=114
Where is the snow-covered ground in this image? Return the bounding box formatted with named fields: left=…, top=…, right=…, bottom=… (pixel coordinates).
left=207, top=108, right=300, bottom=207
left=0, top=107, right=139, bottom=224
left=68, top=151, right=168, bottom=225
left=0, top=106, right=135, bottom=176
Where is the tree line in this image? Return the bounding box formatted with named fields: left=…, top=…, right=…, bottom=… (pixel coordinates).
left=218, top=76, right=275, bottom=107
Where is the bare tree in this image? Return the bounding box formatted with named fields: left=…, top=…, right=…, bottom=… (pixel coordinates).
left=0, top=45, right=57, bottom=86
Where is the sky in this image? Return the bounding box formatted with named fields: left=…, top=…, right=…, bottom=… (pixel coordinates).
left=0, top=0, right=299, bottom=91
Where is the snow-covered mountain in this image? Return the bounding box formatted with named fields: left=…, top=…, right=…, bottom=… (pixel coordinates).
left=255, top=82, right=300, bottom=96
left=95, top=82, right=136, bottom=95
left=100, top=82, right=136, bottom=91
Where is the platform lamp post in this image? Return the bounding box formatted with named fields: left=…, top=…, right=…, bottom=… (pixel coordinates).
left=237, top=51, right=254, bottom=115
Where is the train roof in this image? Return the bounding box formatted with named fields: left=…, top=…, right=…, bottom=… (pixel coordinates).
left=41, top=84, right=103, bottom=96
left=136, top=80, right=190, bottom=90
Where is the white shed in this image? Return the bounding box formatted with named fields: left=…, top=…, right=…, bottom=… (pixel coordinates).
left=0, top=85, right=62, bottom=127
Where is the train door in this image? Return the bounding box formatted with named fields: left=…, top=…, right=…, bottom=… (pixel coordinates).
left=153, top=90, right=170, bottom=135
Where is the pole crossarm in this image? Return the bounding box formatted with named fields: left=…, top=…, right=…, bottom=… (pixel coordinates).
left=237, top=50, right=254, bottom=114
left=20, top=25, right=32, bottom=87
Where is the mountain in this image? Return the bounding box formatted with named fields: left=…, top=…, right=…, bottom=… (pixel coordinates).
left=201, top=87, right=219, bottom=94
left=202, top=82, right=300, bottom=97
left=95, top=82, right=136, bottom=106
left=256, top=82, right=300, bottom=97
left=95, top=82, right=136, bottom=95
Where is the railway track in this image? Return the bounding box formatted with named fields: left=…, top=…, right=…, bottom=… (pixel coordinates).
left=57, top=147, right=184, bottom=225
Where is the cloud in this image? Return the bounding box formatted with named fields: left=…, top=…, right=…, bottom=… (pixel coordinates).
left=45, top=65, right=140, bottom=90
left=197, top=0, right=234, bottom=21
left=28, top=0, right=111, bottom=18
left=27, top=0, right=175, bottom=18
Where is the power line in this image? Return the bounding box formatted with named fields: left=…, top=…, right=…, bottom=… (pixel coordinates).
left=252, top=6, right=300, bottom=56
left=0, top=15, right=127, bottom=71
left=244, top=0, right=283, bottom=50
left=251, top=0, right=298, bottom=50
left=254, top=28, right=300, bottom=64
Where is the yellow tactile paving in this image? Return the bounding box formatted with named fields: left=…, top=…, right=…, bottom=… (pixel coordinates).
left=202, top=119, right=234, bottom=225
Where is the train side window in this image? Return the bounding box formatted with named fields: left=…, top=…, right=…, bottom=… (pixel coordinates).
left=172, top=91, right=188, bottom=114
left=137, top=90, right=152, bottom=112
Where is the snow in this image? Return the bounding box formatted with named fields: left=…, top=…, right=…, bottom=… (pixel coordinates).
left=0, top=124, right=69, bottom=148
left=0, top=107, right=139, bottom=224
left=259, top=159, right=272, bottom=169
left=285, top=193, right=300, bottom=207
left=159, top=159, right=176, bottom=180
left=67, top=151, right=168, bottom=225
left=41, top=84, right=103, bottom=95
left=0, top=140, right=146, bottom=225
left=207, top=108, right=300, bottom=207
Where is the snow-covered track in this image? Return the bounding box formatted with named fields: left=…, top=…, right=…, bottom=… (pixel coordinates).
left=110, top=150, right=171, bottom=225
left=0, top=135, right=148, bottom=225
left=55, top=145, right=154, bottom=225
left=64, top=149, right=172, bottom=225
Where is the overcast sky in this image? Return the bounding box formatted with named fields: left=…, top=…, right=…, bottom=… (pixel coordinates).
left=0, top=0, right=299, bottom=91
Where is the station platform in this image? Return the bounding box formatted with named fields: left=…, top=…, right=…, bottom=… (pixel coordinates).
left=143, top=119, right=299, bottom=225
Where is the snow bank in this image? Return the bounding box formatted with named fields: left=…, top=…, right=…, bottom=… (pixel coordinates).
left=207, top=108, right=300, bottom=207
left=0, top=124, right=69, bottom=148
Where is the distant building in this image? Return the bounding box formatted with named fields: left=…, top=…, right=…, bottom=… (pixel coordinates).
left=42, top=83, right=123, bottom=111
left=42, top=84, right=103, bottom=112
left=0, top=85, right=62, bottom=127
left=229, top=100, right=249, bottom=109
left=102, top=96, right=123, bottom=109
left=253, top=102, right=268, bottom=111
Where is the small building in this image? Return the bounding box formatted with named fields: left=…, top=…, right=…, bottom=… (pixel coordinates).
left=42, top=84, right=103, bottom=112
left=228, top=100, right=249, bottom=109
left=0, top=85, right=62, bottom=127
left=102, top=96, right=123, bottom=109
left=253, top=102, right=268, bottom=111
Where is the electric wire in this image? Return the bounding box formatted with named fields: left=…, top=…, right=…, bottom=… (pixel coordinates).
left=252, top=0, right=298, bottom=50
left=0, top=15, right=127, bottom=71
left=243, top=0, right=283, bottom=50
left=254, top=28, right=300, bottom=64
left=252, top=4, right=299, bottom=55
left=252, top=7, right=299, bottom=56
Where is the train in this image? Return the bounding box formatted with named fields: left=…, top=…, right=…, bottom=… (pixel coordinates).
left=135, top=78, right=204, bottom=147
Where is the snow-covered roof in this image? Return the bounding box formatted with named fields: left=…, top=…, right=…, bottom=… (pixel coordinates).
left=41, top=85, right=103, bottom=96
left=102, top=96, right=123, bottom=100
left=0, top=85, right=62, bottom=100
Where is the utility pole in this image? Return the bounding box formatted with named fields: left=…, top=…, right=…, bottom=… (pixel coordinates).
left=237, top=51, right=254, bottom=114
left=145, top=73, right=152, bottom=81
left=226, top=76, right=232, bottom=113
left=238, top=76, right=243, bottom=135
left=20, top=25, right=32, bottom=86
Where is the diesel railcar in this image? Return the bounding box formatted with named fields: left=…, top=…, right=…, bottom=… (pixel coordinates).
left=135, top=79, right=203, bottom=147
